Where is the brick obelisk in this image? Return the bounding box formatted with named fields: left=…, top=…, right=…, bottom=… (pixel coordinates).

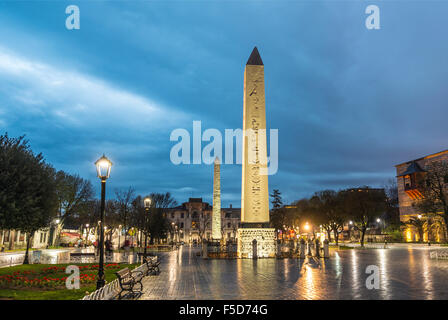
left=212, top=157, right=222, bottom=241
left=237, top=47, right=276, bottom=258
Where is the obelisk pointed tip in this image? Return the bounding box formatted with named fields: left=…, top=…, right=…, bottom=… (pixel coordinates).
left=246, top=46, right=263, bottom=66
left=214, top=156, right=221, bottom=165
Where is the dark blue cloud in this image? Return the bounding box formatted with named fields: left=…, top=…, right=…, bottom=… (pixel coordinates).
left=0, top=1, right=447, bottom=206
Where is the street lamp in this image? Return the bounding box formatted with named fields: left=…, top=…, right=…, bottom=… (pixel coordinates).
left=94, top=154, right=112, bottom=289
left=143, top=197, right=152, bottom=263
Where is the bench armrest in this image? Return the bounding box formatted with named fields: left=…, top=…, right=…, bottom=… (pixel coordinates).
left=131, top=270, right=144, bottom=279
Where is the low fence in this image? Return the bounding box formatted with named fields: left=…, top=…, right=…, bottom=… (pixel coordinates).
left=430, top=250, right=448, bottom=260
left=81, top=256, right=157, bottom=300
left=207, top=243, right=237, bottom=258
left=338, top=243, right=389, bottom=249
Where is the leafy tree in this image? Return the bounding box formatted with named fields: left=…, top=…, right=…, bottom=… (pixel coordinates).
left=0, top=134, right=58, bottom=263
left=130, top=195, right=148, bottom=247
left=309, top=190, right=346, bottom=244
left=52, top=171, right=94, bottom=245
left=270, top=189, right=287, bottom=239
left=147, top=192, right=177, bottom=244
left=271, top=189, right=283, bottom=210
left=341, top=187, right=387, bottom=247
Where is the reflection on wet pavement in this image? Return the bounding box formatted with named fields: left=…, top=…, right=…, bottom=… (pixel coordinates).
left=139, top=246, right=448, bottom=300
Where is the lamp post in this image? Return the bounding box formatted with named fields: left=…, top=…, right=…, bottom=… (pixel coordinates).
left=94, top=154, right=112, bottom=289
left=143, top=197, right=152, bottom=263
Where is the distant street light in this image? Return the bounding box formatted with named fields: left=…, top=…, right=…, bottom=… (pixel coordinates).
left=143, top=197, right=152, bottom=263
left=418, top=214, right=422, bottom=219
left=94, top=154, right=112, bottom=289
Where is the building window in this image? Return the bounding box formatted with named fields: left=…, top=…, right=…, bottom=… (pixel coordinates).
left=225, top=212, right=231, bottom=218
left=171, top=212, right=175, bottom=218
left=227, top=232, right=231, bottom=239
left=40, top=233, right=43, bottom=243
left=227, top=222, right=231, bottom=228
left=180, top=222, right=184, bottom=228
left=181, top=212, right=184, bottom=219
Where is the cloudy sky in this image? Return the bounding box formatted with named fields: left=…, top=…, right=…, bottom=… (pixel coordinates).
left=1, top=1, right=447, bottom=207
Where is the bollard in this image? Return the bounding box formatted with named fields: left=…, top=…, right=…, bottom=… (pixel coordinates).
left=384, top=239, right=388, bottom=249
left=299, top=239, right=306, bottom=259
left=323, top=239, right=330, bottom=258
left=314, top=239, right=320, bottom=258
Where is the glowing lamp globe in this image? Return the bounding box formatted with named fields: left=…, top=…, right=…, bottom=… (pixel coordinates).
left=95, top=154, right=112, bottom=181
left=144, top=197, right=152, bottom=209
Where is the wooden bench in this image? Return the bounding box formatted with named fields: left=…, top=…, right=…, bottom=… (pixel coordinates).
left=144, top=257, right=161, bottom=276
left=115, top=267, right=144, bottom=299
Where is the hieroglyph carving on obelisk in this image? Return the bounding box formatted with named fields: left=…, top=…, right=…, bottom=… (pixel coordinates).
left=212, top=157, right=222, bottom=240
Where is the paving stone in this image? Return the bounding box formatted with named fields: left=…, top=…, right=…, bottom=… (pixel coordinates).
left=139, top=246, right=448, bottom=300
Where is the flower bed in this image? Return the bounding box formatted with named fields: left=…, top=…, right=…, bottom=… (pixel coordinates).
left=0, top=263, right=121, bottom=289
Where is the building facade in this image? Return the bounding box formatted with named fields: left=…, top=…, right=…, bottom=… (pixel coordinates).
left=165, top=198, right=241, bottom=245
left=395, top=149, right=448, bottom=242
left=0, top=229, right=51, bottom=251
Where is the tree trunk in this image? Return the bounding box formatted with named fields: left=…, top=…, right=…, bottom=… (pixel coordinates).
left=360, top=228, right=366, bottom=247
left=333, top=229, right=339, bottom=245
left=9, top=230, right=15, bottom=250
left=326, top=230, right=332, bottom=243
left=23, top=232, right=32, bottom=264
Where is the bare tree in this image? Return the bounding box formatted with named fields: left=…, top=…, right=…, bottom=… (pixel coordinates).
left=115, top=187, right=135, bottom=241
left=415, top=161, right=448, bottom=242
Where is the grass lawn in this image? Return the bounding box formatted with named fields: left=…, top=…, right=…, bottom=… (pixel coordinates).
left=0, top=263, right=138, bottom=300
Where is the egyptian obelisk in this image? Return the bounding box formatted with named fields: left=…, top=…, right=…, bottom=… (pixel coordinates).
left=212, top=157, right=222, bottom=241
left=237, top=47, right=276, bottom=258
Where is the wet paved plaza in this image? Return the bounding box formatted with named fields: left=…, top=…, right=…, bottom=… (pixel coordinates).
left=139, top=245, right=448, bottom=300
